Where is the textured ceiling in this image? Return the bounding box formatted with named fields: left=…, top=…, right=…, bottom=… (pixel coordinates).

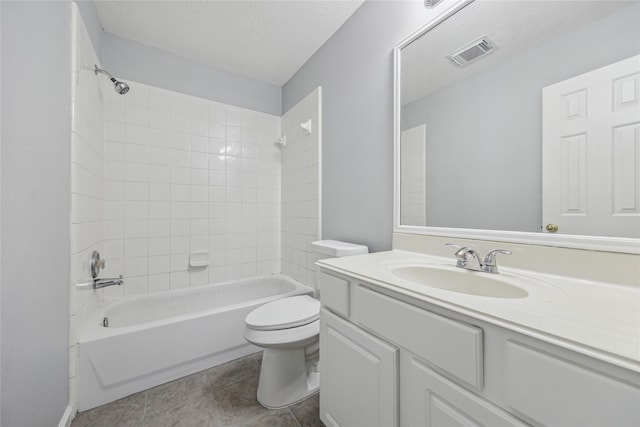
left=94, top=0, right=364, bottom=86
left=401, top=0, right=637, bottom=105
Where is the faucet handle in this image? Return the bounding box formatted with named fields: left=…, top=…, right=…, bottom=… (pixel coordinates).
left=483, top=250, right=512, bottom=273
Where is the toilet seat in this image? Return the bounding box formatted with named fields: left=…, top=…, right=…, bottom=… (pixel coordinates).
left=246, top=295, right=320, bottom=331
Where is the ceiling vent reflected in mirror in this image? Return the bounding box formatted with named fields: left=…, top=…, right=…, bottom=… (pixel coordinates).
left=447, top=35, right=497, bottom=66
left=424, top=0, right=445, bottom=9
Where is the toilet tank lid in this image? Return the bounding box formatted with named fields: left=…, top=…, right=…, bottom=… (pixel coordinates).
left=311, top=240, right=369, bottom=257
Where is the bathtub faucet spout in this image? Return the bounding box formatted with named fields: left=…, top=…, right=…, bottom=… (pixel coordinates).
left=94, top=275, right=124, bottom=289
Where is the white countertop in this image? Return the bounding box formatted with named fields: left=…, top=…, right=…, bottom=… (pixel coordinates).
left=317, top=250, right=640, bottom=373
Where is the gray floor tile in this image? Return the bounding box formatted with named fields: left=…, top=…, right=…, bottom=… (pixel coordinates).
left=71, top=392, right=145, bottom=427
left=209, top=375, right=267, bottom=425
left=289, top=393, right=323, bottom=427
left=207, top=354, right=260, bottom=391
left=72, top=352, right=324, bottom=427
left=236, top=409, right=300, bottom=427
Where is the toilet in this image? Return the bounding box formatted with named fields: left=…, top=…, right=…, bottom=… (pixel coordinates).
left=243, top=240, right=368, bottom=408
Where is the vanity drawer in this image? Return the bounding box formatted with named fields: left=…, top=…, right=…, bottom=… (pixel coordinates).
left=505, top=340, right=640, bottom=426
left=352, top=284, right=483, bottom=390
left=318, top=271, right=351, bottom=317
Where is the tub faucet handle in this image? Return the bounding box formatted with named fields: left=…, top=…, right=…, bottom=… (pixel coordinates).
left=90, top=251, right=106, bottom=279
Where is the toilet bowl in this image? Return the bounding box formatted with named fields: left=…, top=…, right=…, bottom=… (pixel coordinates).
left=244, top=240, right=368, bottom=408
left=244, top=295, right=321, bottom=409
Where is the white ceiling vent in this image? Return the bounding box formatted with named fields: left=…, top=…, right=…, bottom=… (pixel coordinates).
left=447, top=36, right=497, bottom=67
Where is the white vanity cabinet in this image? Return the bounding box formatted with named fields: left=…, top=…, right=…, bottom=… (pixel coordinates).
left=319, top=308, right=398, bottom=427
left=317, top=269, right=640, bottom=427
left=401, top=351, right=527, bottom=427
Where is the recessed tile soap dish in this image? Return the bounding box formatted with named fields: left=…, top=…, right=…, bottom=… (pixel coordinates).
left=189, top=251, right=210, bottom=267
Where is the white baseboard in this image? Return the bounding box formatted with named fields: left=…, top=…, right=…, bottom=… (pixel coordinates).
left=58, top=405, right=75, bottom=427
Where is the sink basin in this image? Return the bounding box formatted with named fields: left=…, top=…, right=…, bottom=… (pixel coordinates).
left=388, top=264, right=529, bottom=299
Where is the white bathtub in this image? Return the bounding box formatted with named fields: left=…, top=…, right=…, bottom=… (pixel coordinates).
left=77, top=274, right=313, bottom=410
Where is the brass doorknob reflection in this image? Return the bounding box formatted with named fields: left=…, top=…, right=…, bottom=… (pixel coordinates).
left=545, top=223, right=559, bottom=233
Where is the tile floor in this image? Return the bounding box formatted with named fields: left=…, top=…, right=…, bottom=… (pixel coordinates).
left=71, top=352, right=324, bottom=427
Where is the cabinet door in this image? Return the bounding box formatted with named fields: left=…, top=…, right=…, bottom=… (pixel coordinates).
left=401, top=352, right=528, bottom=427
left=320, top=308, right=398, bottom=427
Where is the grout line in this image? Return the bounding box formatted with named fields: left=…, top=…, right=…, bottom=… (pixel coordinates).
left=288, top=407, right=302, bottom=427
left=141, top=391, right=147, bottom=424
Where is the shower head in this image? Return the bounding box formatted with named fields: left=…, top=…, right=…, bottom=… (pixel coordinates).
left=94, top=65, right=130, bottom=95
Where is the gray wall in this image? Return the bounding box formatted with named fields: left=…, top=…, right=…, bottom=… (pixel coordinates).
left=103, top=33, right=282, bottom=115
left=401, top=4, right=640, bottom=232
left=282, top=1, right=438, bottom=252
left=1, top=2, right=71, bottom=425
left=75, top=0, right=103, bottom=58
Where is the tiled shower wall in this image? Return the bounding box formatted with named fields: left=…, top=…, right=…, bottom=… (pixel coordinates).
left=69, top=3, right=105, bottom=408
left=99, top=81, right=282, bottom=299
left=281, top=88, right=321, bottom=289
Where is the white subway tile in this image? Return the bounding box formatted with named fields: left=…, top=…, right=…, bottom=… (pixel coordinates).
left=170, top=148, right=190, bottom=168
left=149, top=87, right=172, bottom=112
left=226, top=107, right=242, bottom=126
left=171, top=166, right=190, bottom=184
left=170, top=271, right=189, bottom=289
left=125, top=201, right=148, bottom=220
left=148, top=237, right=171, bottom=256
left=171, top=184, right=190, bottom=202
left=191, top=119, right=208, bottom=137
left=124, top=276, right=148, bottom=296
left=226, top=248, right=242, bottom=265
left=191, top=99, right=209, bottom=122
left=208, top=137, right=225, bottom=154
left=149, top=128, right=172, bottom=148
left=190, top=218, right=208, bottom=236
left=148, top=146, right=171, bottom=166
left=171, top=236, right=189, bottom=254
left=148, top=256, right=171, bottom=275
left=148, top=273, right=170, bottom=293
left=190, top=269, right=209, bottom=287
left=170, top=202, right=190, bottom=219
left=171, top=219, right=189, bottom=236
left=226, top=218, right=242, bottom=234
left=125, top=182, right=148, bottom=201
left=125, top=163, right=148, bottom=182
left=125, top=83, right=148, bottom=108
left=146, top=165, right=170, bottom=184
left=190, top=152, right=209, bottom=170
left=125, top=219, right=148, bottom=239
left=226, top=265, right=242, bottom=281
left=125, top=238, right=148, bottom=258
left=149, top=219, right=170, bottom=238
left=208, top=122, right=226, bottom=140
left=171, top=253, right=189, bottom=271
left=149, top=183, right=170, bottom=202
left=190, top=169, right=208, bottom=186
left=209, top=102, right=226, bottom=124
left=125, top=257, right=148, bottom=277
left=190, top=202, right=208, bottom=219
left=190, top=135, right=209, bottom=153
left=209, top=219, right=226, bottom=235
left=209, top=171, right=225, bottom=187
left=208, top=266, right=226, bottom=283
left=125, top=105, right=148, bottom=127
left=124, top=124, right=149, bottom=145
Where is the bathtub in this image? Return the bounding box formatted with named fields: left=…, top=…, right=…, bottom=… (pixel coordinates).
left=77, top=274, right=313, bottom=410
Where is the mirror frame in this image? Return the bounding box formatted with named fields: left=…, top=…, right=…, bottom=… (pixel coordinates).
left=393, top=0, right=640, bottom=254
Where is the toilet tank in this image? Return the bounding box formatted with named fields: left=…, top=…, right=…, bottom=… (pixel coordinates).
left=310, top=240, right=368, bottom=295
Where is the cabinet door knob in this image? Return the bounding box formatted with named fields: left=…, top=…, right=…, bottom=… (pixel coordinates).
left=545, top=223, right=559, bottom=233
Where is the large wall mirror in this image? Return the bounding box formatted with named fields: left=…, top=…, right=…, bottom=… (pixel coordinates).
left=394, top=0, right=640, bottom=252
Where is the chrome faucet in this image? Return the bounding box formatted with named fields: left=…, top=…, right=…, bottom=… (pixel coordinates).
left=93, top=275, right=124, bottom=289
left=446, top=244, right=511, bottom=274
